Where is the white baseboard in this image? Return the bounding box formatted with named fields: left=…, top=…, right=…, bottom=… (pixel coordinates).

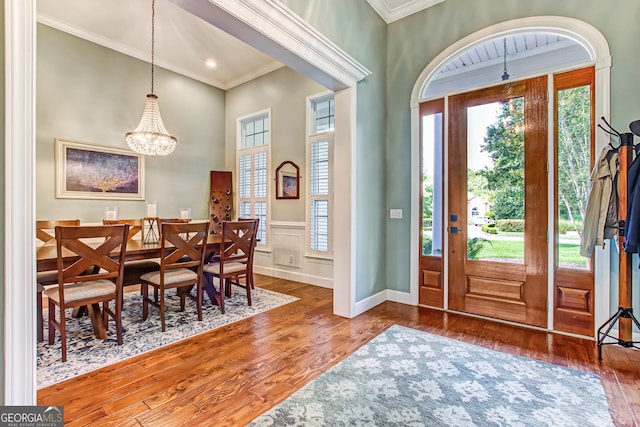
left=254, top=265, right=333, bottom=288
left=386, top=289, right=414, bottom=305
left=354, top=289, right=388, bottom=316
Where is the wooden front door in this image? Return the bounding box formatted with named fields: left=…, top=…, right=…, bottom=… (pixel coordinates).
left=448, top=76, right=548, bottom=327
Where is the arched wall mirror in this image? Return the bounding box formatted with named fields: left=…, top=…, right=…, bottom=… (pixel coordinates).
left=275, top=161, right=300, bottom=199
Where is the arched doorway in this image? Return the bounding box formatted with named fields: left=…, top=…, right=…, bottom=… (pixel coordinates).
left=409, top=16, right=612, bottom=335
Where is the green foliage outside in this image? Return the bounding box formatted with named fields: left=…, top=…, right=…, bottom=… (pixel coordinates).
left=480, top=98, right=525, bottom=219
left=481, top=223, right=498, bottom=234
left=468, top=237, right=491, bottom=260
left=496, top=219, right=525, bottom=233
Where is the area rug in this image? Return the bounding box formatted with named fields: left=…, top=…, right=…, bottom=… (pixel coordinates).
left=250, top=324, right=613, bottom=427
left=37, top=286, right=298, bottom=389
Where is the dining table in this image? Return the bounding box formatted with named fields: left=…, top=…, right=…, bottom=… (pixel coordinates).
left=36, top=233, right=225, bottom=339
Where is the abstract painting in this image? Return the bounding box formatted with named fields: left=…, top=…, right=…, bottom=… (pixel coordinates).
left=55, top=139, right=145, bottom=200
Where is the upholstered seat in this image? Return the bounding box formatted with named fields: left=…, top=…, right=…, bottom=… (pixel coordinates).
left=46, top=224, right=129, bottom=362
left=35, top=219, right=81, bottom=342
left=203, top=219, right=258, bottom=313
left=45, top=280, right=116, bottom=304
left=141, top=221, right=210, bottom=332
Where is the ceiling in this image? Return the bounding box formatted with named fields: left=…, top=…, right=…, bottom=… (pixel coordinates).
left=37, top=0, right=443, bottom=91
left=37, top=0, right=586, bottom=94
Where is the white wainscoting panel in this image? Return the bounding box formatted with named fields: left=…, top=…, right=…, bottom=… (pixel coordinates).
left=254, top=221, right=333, bottom=288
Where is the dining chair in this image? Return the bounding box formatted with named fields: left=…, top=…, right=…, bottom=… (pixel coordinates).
left=103, top=219, right=160, bottom=290
left=35, top=219, right=81, bottom=342
left=140, top=221, right=210, bottom=332
left=44, top=224, right=129, bottom=362
left=237, top=217, right=260, bottom=289
left=202, top=219, right=258, bottom=313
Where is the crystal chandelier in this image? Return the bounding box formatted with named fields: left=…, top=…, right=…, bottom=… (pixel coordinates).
left=126, top=0, right=176, bottom=156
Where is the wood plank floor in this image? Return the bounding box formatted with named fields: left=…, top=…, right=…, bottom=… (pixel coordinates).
left=38, top=275, right=640, bottom=426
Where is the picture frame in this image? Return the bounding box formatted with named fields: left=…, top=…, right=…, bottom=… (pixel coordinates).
left=275, top=160, right=300, bottom=200
left=55, top=139, right=145, bottom=200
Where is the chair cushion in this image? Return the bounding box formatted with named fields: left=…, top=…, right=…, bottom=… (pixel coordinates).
left=203, top=261, right=247, bottom=275
left=122, top=260, right=161, bottom=286
left=44, top=280, right=116, bottom=304
left=36, top=270, right=59, bottom=286
left=140, top=268, right=198, bottom=286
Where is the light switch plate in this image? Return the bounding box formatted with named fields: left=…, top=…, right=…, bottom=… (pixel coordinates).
left=390, top=209, right=403, bottom=219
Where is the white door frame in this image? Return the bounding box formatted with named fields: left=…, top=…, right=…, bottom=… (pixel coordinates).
left=4, top=0, right=369, bottom=404
left=409, top=16, right=612, bottom=334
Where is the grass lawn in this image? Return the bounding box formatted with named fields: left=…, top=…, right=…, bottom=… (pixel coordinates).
left=474, top=239, right=586, bottom=266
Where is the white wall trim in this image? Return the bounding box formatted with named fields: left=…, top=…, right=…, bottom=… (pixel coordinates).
left=354, top=289, right=387, bottom=315
left=409, top=16, right=612, bottom=331
left=254, top=266, right=333, bottom=288
left=332, top=87, right=358, bottom=317
left=386, top=289, right=414, bottom=305
left=366, top=0, right=445, bottom=24
left=354, top=289, right=414, bottom=315
left=270, top=220, right=306, bottom=229
left=171, top=0, right=371, bottom=90
left=4, top=0, right=37, bottom=405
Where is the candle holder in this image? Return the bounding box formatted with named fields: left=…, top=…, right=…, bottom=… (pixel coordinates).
left=179, top=208, right=191, bottom=220
left=104, top=207, right=119, bottom=221
left=146, top=201, right=158, bottom=218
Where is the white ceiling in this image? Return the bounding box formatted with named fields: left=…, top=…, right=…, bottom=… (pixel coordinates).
left=37, top=0, right=285, bottom=90
left=37, top=0, right=442, bottom=91
left=38, top=0, right=581, bottom=95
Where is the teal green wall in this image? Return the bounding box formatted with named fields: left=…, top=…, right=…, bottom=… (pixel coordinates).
left=280, top=0, right=388, bottom=301
left=385, top=0, right=640, bottom=293
left=36, top=24, right=225, bottom=222
left=224, top=66, right=325, bottom=222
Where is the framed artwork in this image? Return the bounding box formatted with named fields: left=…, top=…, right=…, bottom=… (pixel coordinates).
left=55, top=139, right=145, bottom=200
left=275, top=160, right=300, bottom=199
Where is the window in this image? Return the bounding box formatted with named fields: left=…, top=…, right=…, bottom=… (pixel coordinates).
left=307, top=93, right=334, bottom=256
left=237, top=110, right=270, bottom=247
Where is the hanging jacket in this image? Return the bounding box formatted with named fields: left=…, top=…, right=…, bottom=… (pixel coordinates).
left=580, top=145, right=619, bottom=257
left=624, top=152, right=640, bottom=252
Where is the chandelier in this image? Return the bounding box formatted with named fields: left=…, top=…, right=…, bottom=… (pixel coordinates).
left=126, top=0, right=176, bottom=156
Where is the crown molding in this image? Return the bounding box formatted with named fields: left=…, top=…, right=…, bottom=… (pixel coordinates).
left=171, top=0, right=371, bottom=90
left=366, top=0, right=445, bottom=23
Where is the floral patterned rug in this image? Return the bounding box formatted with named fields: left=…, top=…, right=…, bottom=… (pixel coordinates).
left=250, top=324, right=613, bottom=426
left=37, top=286, right=298, bottom=389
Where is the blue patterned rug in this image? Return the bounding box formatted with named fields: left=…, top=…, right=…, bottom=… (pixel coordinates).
left=37, top=286, right=298, bottom=389
left=250, top=325, right=613, bottom=426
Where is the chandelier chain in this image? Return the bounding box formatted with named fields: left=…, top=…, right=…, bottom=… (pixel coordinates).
left=151, top=0, right=155, bottom=94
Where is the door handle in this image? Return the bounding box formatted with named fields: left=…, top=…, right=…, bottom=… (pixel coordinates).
left=450, top=226, right=464, bottom=233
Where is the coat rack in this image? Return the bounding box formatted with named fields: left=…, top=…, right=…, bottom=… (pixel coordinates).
left=596, top=117, right=640, bottom=359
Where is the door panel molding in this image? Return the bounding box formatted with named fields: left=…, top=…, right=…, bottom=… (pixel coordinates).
left=448, top=76, right=548, bottom=328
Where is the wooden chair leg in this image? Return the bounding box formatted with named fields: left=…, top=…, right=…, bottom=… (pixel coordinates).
left=160, top=292, right=166, bottom=332
left=142, top=282, right=149, bottom=320
left=37, top=284, right=44, bottom=342
left=197, top=283, right=203, bottom=321
left=219, top=276, right=225, bottom=314
left=47, top=299, right=56, bottom=345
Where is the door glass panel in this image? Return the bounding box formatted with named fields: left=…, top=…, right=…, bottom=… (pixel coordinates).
left=467, top=98, right=525, bottom=263
left=557, top=85, right=591, bottom=270
left=422, top=112, right=443, bottom=256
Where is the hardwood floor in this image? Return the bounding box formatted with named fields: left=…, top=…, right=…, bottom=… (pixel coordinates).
left=38, top=275, right=640, bottom=426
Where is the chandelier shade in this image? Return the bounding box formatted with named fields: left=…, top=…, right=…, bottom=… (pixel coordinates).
left=125, top=0, right=176, bottom=156
left=126, top=94, right=177, bottom=156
